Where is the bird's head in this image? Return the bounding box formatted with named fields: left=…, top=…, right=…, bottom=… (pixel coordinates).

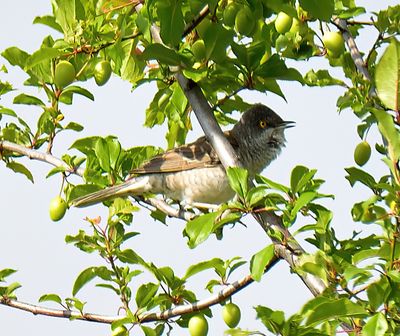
left=232, top=104, right=294, bottom=173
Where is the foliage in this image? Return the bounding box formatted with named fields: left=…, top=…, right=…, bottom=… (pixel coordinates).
left=1, top=0, right=400, bottom=335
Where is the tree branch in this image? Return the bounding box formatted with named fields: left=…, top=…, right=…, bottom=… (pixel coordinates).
left=0, top=297, right=119, bottom=324
left=145, top=5, right=328, bottom=300
left=0, top=140, right=85, bottom=176
left=0, top=254, right=279, bottom=324
left=141, top=254, right=280, bottom=322
left=333, top=18, right=372, bottom=81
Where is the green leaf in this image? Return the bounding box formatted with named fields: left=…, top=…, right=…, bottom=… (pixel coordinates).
left=362, top=313, right=388, bottom=336
left=226, top=167, right=249, bottom=198
left=291, top=191, right=317, bottom=216
left=1, top=47, right=30, bottom=69
left=299, top=0, right=334, bottom=21
left=72, top=266, right=112, bottom=296
left=367, top=281, right=386, bottom=311
left=203, top=22, right=233, bottom=62
left=141, top=325, right=157, bottom=336
left=185, top=212, right=218, bottom=248
left=183, top=258, right=224, bottom=280
left=375, top=39, right=400, bottom=111
left=256, top=175, right=289, bottom=194
left=141, top=43, right=184, bottom=66
left=290, top=165, right=310, bottom=193
left=25, top=47, right=63, bottom=69
left=345, top=167, right=376, bottom=189
left=5, top=282, right=21, bottom=295
left=6, top=161, right=34, bottom=183
left=68, top=184, right=102, bottom=203
left=250, top=245, right=275, bottom=282
left=33, top=15, right=63, bottom=32
left=0, top=269, right=17, bottom=281
left=0, top=107, right=17, bottom=117
left=371, top=108, right=400, bottom=162
left=255, top=305, right=285, bottom=334
left=254, top=54, right=303, bottom=83
left=72, top=267, right=99, bottom=296
left=118, top=249, right=147, bottom=266
left=46, top=166, right=67, bottom=178
left=106, top=137, right=122, bottom=169
left=135, top=282, right=158, bottom=308
left=13, top=93, right=44, bottom=106
left=0, top=81, right=14, bottom=97
left=157, top=1, right=185, bottom=46
left=245, top=186, right=268, bottom=207
left=95, top=138, right=111, bottom=172
left=304, top=69, right=346, bottom=87
left=38, top=293, right=63, bottom=305
left=52, top=0, right=84, bottom=35
left=59, top=86, right=95, bottom=104
left=64, top=122, right=84, bottom=132
left=306, top=298, right=367, bottom=326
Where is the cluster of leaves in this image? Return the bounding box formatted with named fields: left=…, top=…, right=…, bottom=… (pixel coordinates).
left=0, top=0, right=400, bottom=335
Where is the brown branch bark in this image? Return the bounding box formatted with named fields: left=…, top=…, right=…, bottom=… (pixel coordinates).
left=0, top=297, right=119, bottom=324
left=0, top=140, right=85, bottom=176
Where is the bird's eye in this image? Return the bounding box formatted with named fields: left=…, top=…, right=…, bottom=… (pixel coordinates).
left=259, top=120, right=267, bottom=128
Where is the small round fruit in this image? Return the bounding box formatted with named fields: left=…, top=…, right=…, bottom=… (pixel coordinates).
left=235, top=6, right=255, bottom=36
left=111, top=325, right=128, bottom=336
left=188, top=315, right=208, bottom=336
left=49, top=196, right=67, bottom=222
left=354, top=141, right=371, bottom=166
left=275, top=12, right=293, bottom=34
left=222, top=303, right=241, bottom=328
left=322, top=31, right=345, bottom=57
left=192, top=40, right=207, bottom=61
left=223, top=3, right=240, bottom=27
left=94, top=60, right=112, bottom=86
left=54, top=60, right=75, bottom=88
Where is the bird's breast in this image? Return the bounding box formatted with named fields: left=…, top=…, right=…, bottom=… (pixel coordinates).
left=157, top=166, right=234, bottom=204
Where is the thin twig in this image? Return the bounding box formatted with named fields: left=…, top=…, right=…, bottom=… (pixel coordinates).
left=182, top=5, right=210, bottom=38
left=0, top=140, right=84, bottom=176
left=0, top=297, right=120, bottom=324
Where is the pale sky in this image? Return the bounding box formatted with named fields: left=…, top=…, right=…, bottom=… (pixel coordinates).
left=0, top=1, right=395, bottom=335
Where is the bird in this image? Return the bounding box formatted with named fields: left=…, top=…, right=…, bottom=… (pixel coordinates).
left=72, top=104, right=294, bottom=208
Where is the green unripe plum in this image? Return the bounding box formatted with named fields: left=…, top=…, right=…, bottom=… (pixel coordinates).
left=192, top=40, right=207, bottom=60
left=275, top=12, right=293, bottom=34
left=222, top=303, right=241, bottom=328
left=111, top=325, right=128, bottom=336
left=235, top=7, right=255, bottom=36
left=94, top=60, right=112, bottom=86
left=223, top=3, right=240, bottom=27
left=354, top=141, right=371, bottom=166
left=49, top=196, right=67, bottom=222
left=54, top=60, right=75, bottom=88
left=188, top=315, right=208, bottom=336
left=323, top=31, right=345, bottom=57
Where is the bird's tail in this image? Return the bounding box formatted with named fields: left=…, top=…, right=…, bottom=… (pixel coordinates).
left=72, top=176, right=150, bottom=208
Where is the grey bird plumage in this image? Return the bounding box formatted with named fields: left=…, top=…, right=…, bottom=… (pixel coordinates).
left=72, top=104, right=294, bottom=207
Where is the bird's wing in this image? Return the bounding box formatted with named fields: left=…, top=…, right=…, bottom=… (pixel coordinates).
left=131, top=132, right=238, bottom=174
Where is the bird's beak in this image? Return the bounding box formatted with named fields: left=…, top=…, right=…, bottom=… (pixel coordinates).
left=280, top=121, right=295, bottom=129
